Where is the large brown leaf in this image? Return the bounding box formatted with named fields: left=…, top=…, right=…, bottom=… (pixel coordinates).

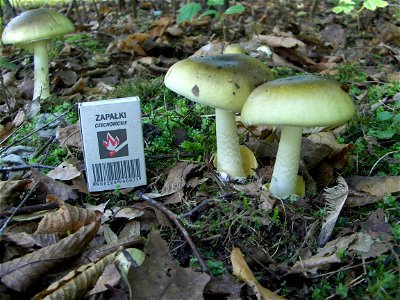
left=32, top=251, right=116, bottom=299
left=0, top=214, right=101, bottom=291
left=35, top=202, right=96, bottom=236
left=127, top=231, right=210, bottom=300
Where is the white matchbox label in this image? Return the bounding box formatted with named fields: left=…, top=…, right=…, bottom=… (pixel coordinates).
left=79, top=97, right=147, bottom=192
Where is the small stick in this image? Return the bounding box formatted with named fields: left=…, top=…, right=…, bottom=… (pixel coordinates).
left=180, top=193, right=235, bottom=218
left=0, top=182, right=39, bottom=237
left=135, top=191, right=210, bottom=275
left=0, top=200, right=61, bottom=218
left=0, top=164, right=54, bottom=172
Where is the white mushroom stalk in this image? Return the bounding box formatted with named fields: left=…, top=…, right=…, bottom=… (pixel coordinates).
left=269, top=126, right=302, bottom=197
left=33, top=39, right=50, bottom=100
left=215, top=108, right=245, bottom=178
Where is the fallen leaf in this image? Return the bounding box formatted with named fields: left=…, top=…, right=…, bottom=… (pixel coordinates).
left=35, top=202, right=96, bottom=236
left=0, top=215, right=101, bottom=291
left=46, top=161, right=81, bottom=181
left=348, top=232, right=391, bottom=259
left=318, top=177, right=349, bottom=247
left=4, top=232, right=60, bottom=250
left=359, top=208, right=392, bottom=242
left=204, top=274, right=242, bottom=299
left=0, top=179, right=31, bottom=211
left=113, top=207, right=144, bottom=220
left=32, top=251, right=116, bottom=299
left=288, top=234, right=356, bottom=275
left=127, top=231, right=210, bottom=300
left=347, top=176, right=400, bottom=196
left=145, top=162, right=199, bottom=198
left=231, top=247, right=286, bottom=300
left=257, top=34, right=306, bottom=48
left=32, top=169, right=79, bottom=201
left=56, top=122, right=82, bottom=148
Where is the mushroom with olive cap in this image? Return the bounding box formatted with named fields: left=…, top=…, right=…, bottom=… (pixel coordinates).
left=164, top=54, right=274, bottom=180
left=241, top=75, right=355, bottom=198
left=1, top=8, right=75, bottom=100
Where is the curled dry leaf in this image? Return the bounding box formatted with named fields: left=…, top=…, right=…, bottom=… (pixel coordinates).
left=46, top=161, right=81, bottom=181
left=289, top=234, right=356, bottom=275
left=32, top=252, right=116, bottom=300
left=318, top=176, right=349, bottom=247
left=0, top=215, right=101, bottom=291
left=56, top=122, right=82, bottom=148
left=35, top=202, right=96, bottom=236
left=231, top=247, right=286, bottom=300
left=257, top=34, right=306, bottom=49
left=31, top=169, right=79, bottom=201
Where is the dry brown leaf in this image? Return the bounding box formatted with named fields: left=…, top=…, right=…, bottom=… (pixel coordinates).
left=347, top=176, right=400, bottom=196
left=5, top=232, right=60, bottom=250
left=144, top=162, right=199, bottom=198
left=113, top=207, right=144, bottom=220
left=32, top=169, right=79, bottom=201
left=0, top=216, right=101, bottom=291
left=289, top=253, right=341, bottom=275
left=0, top=179, right=31, bottom=211
left=148, top=16, right=171, bottom=38
left=289, top=234, right=356, bottom=275
left=87, top=263, right=121, bottom=296
left=257, top=34, right=306, bottom=48
left=349, top=232, right=391, bottom=259
left=318, top=177, right=349, bottom=247
left=46, top=161, right=81, bottom=181
left=56, top=122, right=82, bottom=148
left=62, top=77, right=88, bottom=96
left=128, top=231, right=210, bottom=300
left=32, top=251, right=116, bottom=300
left=231, top=248, right=286, bottom=300
left=117, top=33, right=149, bottom=56
left=35, top=202, right=96, bottom=236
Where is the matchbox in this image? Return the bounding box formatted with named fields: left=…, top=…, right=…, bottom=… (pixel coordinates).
left=79, top=97, right=147, bottom=192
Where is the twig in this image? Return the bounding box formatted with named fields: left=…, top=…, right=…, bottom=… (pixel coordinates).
left=180, top=193, right=235, bottom=218
left=122, top=248, right=139, bottom=268
left=369, top=150, right=400, bottom=176
left=32, top=136, right=56, bottom=159
left=135, top=191, right=210, bottom=275
left=0, top=182, right=39, bottom=237
left=0, top=200, right=61, bottom=218
left=0, top=103, right=77, bottom=156
left=0, top=164, right=54, bottom=172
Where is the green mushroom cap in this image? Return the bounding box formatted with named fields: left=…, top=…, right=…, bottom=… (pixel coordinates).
left=2, top=8, right=75, bottom=46
left=164, top=54, right=274, bottom=113
left=241, top=75, right=355, bottom=127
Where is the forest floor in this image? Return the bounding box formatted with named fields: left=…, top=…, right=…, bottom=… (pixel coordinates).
left=0, top=1, right=399, bottom=299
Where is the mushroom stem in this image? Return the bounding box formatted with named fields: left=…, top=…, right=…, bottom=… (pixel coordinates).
left=215, top=108, right=245, bottom=179
left=269, top=126, right=303, bottom=198
left=33, top=39, right=50, bottom=100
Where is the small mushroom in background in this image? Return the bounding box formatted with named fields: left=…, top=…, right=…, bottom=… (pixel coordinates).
left=164, top=54, right=274, bottom=181
left=1, top=8, right=75, bottom=100
left=241, top=75, right=355, bottom=198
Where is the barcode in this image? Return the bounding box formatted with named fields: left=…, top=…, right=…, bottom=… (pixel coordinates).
left=91, top=159, right=141, bottom=186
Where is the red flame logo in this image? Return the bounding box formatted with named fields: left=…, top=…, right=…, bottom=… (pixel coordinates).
left=103, top=133, right=120, bottom=157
